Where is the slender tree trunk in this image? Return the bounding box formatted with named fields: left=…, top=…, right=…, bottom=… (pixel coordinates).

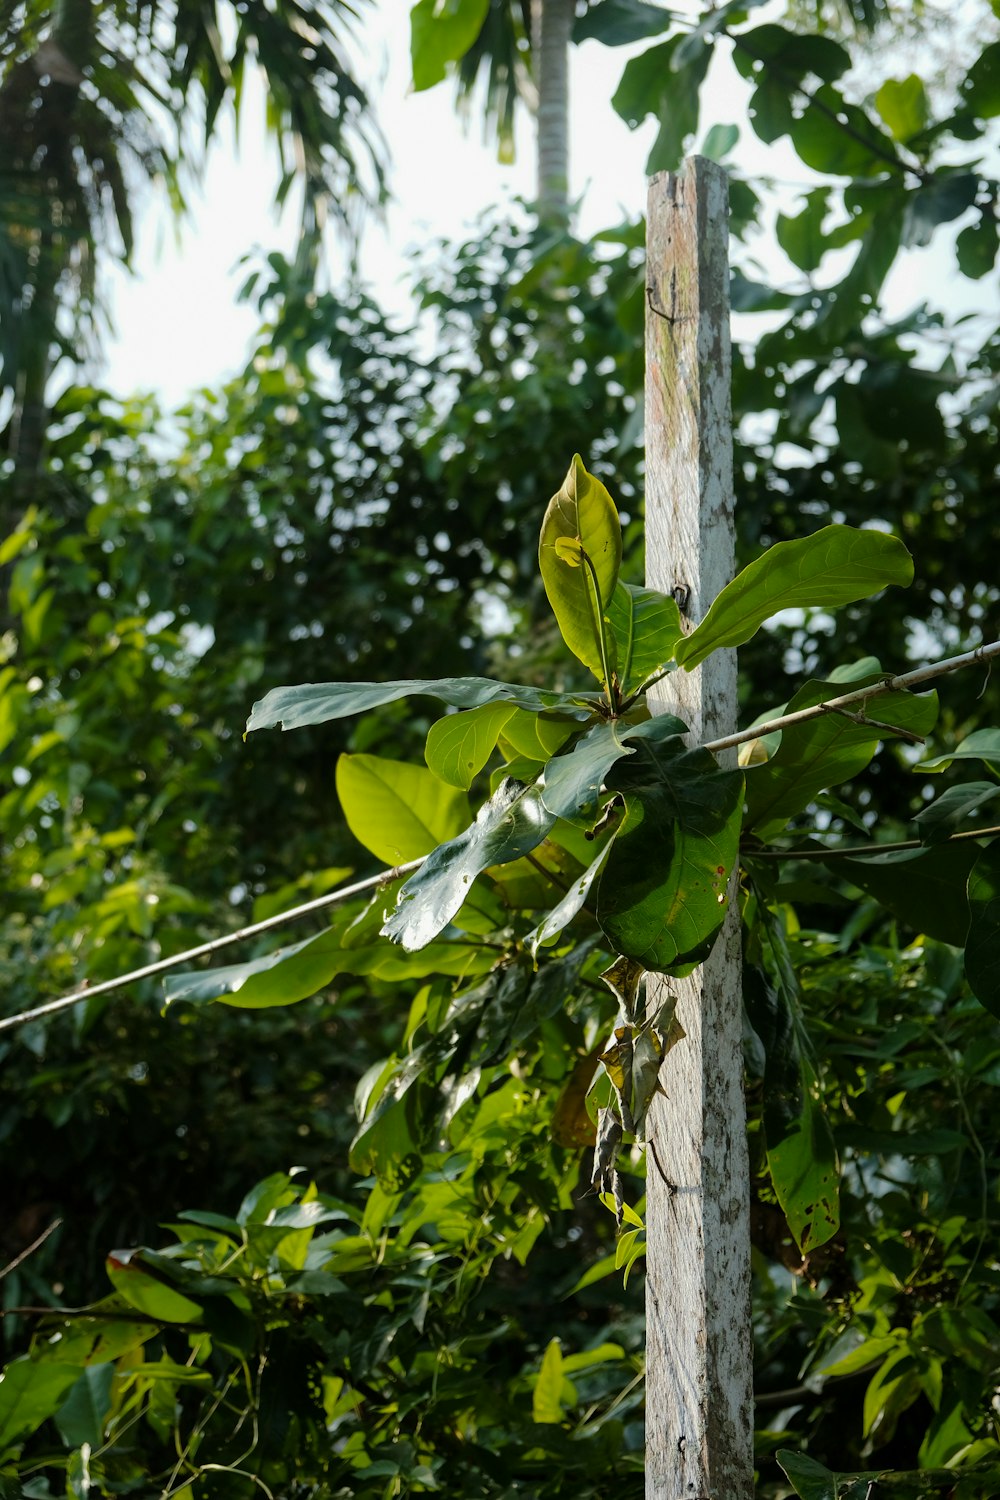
left=531, top=0, right=573, bottom=221
left=6, top=0, right=92, bottom=494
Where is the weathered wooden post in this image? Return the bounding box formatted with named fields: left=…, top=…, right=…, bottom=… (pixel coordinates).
left=643, top=159, right=754, bottom=1498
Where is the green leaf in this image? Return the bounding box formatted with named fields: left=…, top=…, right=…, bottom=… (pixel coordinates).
left=915, top=782, right=1000, bottom=845
left=31, top=1299, right=154, bottom=1367
left=606, top=582, right=683, bottom=695
left=903, top=174, right=979, bottom=249
left=744, top=963, right=839, bottom=1255
left=0, top=1357, right=84, bottom=1457
left=967, top=840, right=1000, bottom=1015
left=875, top=74, right=929, bottom=141
left=744, top=679, right=939, bottom=839
left=573, top=0, right=675, bottom=46
left=538, top=455, right=622, bottom=683
left=776, top=189, right=829, bottom=273
left=540, top=714, right=687, bottom=820
left=776, top=1450, right=865, bottom=1500
left=961, top=39, right=1000, bottom=117
left=526, top=841, right=614, bottom=957
left=701, top=123, right=739, bottom=162
left=410, top=0, right=489, bottom=91
left=163, top=924, right=494, bottom=1008
left=920, top=727, right=1000, bottom=774
left=336, top=754, right=468, bottom=864
left=246, top=676, right=595, bottom=736
left=383, top=779, right=557, bottom=950
left=105, top=1250, right=204, bottom=1324
left=734, top=24, right=850, bottom=85
left=532, top=1339, right=567, bottom=1423
left=840, top=843, right=979, bottom=948
left=791, top=86, right=898, bottom=175
left=957, top=213, right=999, bottom=278
left=676, top=526, right=913, bottom=670
left=595, top=742, right=743, bottom=975
left=425, top=702, right=518, bottom=789
left=55, top=1365, right=114, bottom=1449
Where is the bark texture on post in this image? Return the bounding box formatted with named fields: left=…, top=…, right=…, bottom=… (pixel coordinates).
left=643, top=159, right=753, bottom=1500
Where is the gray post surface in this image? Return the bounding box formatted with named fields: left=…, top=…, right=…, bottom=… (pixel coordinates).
left=643, top=159, right=754, bottom=1499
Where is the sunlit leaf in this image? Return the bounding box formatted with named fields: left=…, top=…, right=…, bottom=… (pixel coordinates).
left=606, top=582, right=683, bottom=695
left=425, top=702, right=518, bottom=788
left=336, top=753, right=468, bottom=864
left=246, top=676, right=595, bottom=736
left=538, top=455, right=622, bottom=682
left=676, top=526, right=913, bottom=670
left=383, top=778, right=556, bottom=950
left=0, top=1358, right=83, bottom=1458
left=410, top=0, right=489, bottom=92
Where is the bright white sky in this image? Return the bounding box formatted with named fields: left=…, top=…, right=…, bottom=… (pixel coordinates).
left=103, top=0, right=990, bottom=405
left=104, top=1, right=740, bottom=403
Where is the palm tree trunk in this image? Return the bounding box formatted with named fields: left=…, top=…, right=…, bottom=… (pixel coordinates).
left=531, top=0, right=573, bottom=222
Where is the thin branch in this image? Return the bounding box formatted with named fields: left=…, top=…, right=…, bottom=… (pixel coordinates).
left=748, top=824, right=1000, bottom=862
left=0, top=1217, right=62, bottom=1280
left=0, top=860, right=423, bottom=1036
left=4, top=640, right=997, bottom=1038
left=704, top=639, right=1000, bottom=755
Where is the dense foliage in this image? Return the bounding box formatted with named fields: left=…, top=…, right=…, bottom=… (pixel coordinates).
left=2, top=0, right=999, bottom=1494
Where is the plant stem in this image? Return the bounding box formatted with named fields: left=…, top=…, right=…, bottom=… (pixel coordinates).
left=748, top=824, right=1000, bottom=862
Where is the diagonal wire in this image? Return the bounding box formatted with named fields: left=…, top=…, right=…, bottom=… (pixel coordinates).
left=2, top=638, right=998, bottom=1038
left=0, top=860, right=422, bottom=1036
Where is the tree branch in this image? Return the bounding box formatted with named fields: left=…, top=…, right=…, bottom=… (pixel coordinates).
left=703, top=639, right=1000, bottom=755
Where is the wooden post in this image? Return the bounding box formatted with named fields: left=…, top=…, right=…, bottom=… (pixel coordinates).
left=643, top=159, right=754, bottom=1498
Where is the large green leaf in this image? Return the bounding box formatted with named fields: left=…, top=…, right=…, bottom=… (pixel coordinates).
left=606, top=582, right=683, bottom=696
left=163, top=925, right=495, bottom=1009
left=540, top=714, right=687, bottom=821
left=336, top=754, right=468, bottom=864
left=425, top=702, right=518, bottom=789
left=106, top=1250, right=204, bottom=1324
left=595, top=742, right=743, bottom=974
left=538, top=455, right=622, bottom=683
left=573, top=0, right=675, bottom=46
left=875, top=74, right=929, bottom=141
left=915, top=781, right=1000, bottom=845
left=0, top=1358, right=84, bottom=1457
left=676, top=526, right=913, bottom=670
left=410, top=0, right=489, bottom=92
left=920, top=727, right=1000, bottom=773
left=383, top=779, right=557, bottom=951
left=777, top=1450, right=878, bottom=1500
left=966, top=840, right=1000, bottom=1015
left=744, top=678, right=939, bottom=839
left=246, top=676, right=595, bottom=736
left=840, top=843, right=978, bottom=947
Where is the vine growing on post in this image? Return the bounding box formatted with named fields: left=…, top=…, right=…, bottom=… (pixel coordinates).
left=4, top=457, right=1000, bottom=1497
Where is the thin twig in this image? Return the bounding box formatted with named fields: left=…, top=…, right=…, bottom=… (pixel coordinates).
left=704, top=639, right=1000, bottom=755
left=0, top=1217, right=63, bottom=1280
left=747, top=823, right=1000, bottom=862
left=0, top=861, right=422, bottom=1036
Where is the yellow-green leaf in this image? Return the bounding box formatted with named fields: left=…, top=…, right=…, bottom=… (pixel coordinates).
left=425, top=702, right=517, bottom=789
left=336, top=754, right=468, bottom=864
left=539, top=455, right=622, bottom=683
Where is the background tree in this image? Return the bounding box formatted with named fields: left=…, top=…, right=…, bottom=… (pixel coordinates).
left=1, top=0, right=999, bottom=1493
left=0, top=0, right=382, bottom=496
